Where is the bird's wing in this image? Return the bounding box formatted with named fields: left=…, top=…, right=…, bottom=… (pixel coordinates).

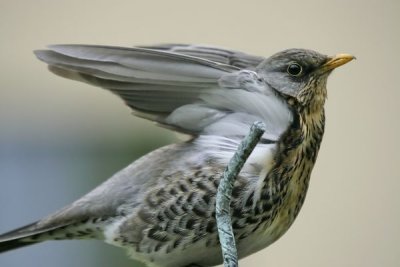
left=35, top=45, right=291, bottom=140
left=137, top=43, right=265, bottom=69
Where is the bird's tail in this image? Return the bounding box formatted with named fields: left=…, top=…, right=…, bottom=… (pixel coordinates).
left=0, top=237, right=37, bottom=253
left=0, top=220, right=83, bottom=254
left=0, top=222, right=46, bottom=253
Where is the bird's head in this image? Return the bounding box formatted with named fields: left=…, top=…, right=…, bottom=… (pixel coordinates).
left=257, top=49, right=354, bottom=112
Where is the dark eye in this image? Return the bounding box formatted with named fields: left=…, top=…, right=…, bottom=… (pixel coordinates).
left=287, top=62, right=303, bottom=76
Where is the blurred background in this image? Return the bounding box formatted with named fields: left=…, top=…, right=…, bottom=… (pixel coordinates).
left=0, top=1, right=399, bottom=266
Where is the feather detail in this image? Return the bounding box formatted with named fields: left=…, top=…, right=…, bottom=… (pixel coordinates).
left=138, top=44, right=265, bottom=69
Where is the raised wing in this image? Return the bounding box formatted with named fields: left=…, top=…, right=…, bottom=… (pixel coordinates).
left=35, top=44, right=291, bottom=141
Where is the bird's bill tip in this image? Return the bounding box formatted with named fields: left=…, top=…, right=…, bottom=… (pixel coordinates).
left=323, top=53, right=355, bottom=71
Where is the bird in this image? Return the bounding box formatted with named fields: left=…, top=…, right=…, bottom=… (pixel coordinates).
left=0, top=44, right=354, bottom=267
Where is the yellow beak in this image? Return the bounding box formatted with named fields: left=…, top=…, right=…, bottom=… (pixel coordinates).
left=322, top=54, right=355, bottom=71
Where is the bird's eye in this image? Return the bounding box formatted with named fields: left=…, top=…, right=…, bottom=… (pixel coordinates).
left=287, top=62, right=303, bottom=76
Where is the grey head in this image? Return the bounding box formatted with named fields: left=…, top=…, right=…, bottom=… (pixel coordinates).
left=257, top=49, right=354, bottom=108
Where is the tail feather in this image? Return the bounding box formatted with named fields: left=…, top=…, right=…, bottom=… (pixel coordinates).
left=0, top=221, right=72, bottom=254
left=0, top=222, right=43, bottom=253
left=0, top=238, right=38, bottom=253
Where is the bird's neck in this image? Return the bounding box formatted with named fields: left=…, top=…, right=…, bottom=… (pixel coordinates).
left=258, top=106, right=325, bottom=225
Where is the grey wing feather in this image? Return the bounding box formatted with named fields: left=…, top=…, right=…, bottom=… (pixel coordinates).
left=138, top=43, right=265, bottom=69
left=36, top=45, right=236, bottom=83
left=47, top=65, right=206, bottom=115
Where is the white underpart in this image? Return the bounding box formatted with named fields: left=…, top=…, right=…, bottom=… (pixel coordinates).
left=104, top=217, right=126, bottom=246
left=194, top=135, right=277, bottom=206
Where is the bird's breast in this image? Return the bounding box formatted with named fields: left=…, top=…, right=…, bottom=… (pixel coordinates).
left=232, top=108, right=325, bottom=257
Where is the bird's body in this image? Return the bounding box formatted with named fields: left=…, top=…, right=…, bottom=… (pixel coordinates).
left=0, top=44, right=353, bottom=267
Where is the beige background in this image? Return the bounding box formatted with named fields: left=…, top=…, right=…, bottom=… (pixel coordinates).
left=0, top=0, right=399, bottom=267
